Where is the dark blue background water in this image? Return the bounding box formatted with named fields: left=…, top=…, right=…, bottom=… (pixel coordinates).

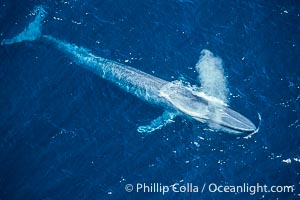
left=0, top=0, right=299, bottom=199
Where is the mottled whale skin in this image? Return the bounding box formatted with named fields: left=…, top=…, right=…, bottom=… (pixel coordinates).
left=1, top=6, right=256, bottom=135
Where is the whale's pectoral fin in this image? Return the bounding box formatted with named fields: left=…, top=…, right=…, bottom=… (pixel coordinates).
left=137, top=111, right=177, bottom=134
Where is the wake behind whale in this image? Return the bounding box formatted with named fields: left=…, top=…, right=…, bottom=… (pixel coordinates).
left=1, top=6, right=257, bottom=136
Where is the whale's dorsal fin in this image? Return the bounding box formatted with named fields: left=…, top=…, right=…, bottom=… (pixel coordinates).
left=137, top=111, right=177, bottom=134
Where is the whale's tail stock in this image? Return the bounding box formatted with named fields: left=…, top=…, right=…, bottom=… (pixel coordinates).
left=1, top=6, right=46, bottom=46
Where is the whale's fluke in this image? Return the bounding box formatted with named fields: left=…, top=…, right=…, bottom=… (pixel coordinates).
left=1, top=6, right=47, bottom=45
left=195, top=49, right=229, bottom=104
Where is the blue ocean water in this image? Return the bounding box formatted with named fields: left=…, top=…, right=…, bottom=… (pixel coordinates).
left=0, top=0, right=299, bottom=199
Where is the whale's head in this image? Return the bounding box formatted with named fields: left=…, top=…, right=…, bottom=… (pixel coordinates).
left=160, top=81, right=256, bottom=135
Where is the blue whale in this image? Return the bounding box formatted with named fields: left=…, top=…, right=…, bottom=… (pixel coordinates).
left=1, top=6, right=257, bottom=136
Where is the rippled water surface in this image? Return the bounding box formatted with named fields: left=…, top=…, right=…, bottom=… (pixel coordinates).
left=0, top=0, right=299, bottom=199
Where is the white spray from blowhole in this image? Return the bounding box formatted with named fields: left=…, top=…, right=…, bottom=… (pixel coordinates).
left=195, top=49, right=229, bottom=104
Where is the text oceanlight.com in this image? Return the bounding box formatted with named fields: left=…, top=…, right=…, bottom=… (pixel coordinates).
left=124, top=182, right=295, bottom=195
